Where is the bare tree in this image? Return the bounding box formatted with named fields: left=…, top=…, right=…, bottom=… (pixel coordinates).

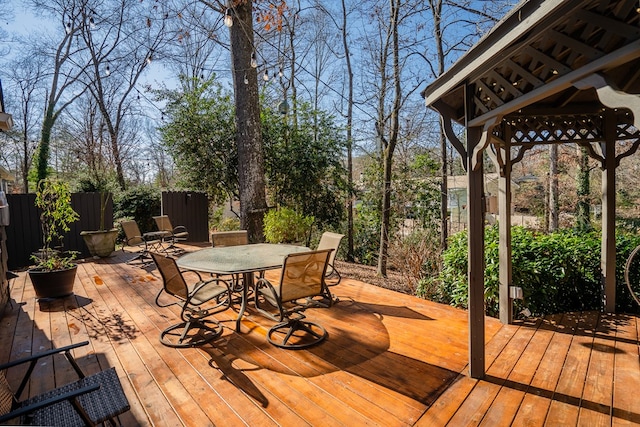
left=373, top=0, right=401, bottom=277
left=164, top=0, right=229, bottom=91
left=2, top=54, right=45, bottom=192
left=360, top=0, right=428, bottom=276
left=28, top=0, right=92, bottom=182
left=76, top=0, right=173, bottom=190
left=339, top=0, right=355, bottom=261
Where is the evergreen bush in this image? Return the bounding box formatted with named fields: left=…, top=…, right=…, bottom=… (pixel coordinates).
left=432, top=225, right=640, bottom=317
left=263, top=207, right=314, bottom=244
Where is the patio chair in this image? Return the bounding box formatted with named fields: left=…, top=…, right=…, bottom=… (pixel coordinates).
left=120, top=219, right=161, bottom=267
left=211, top=230, right=249, bottom=293
left=150, top=251, right=232, bottom=348
left=309, top=231, right=345, bottom=306
left=254, top=249, right=333, bottom=349
left=211, top=230, right=248, bottom=247
left=153, top=215, right=188, bottom=253
left=317, top=232, right=344, bottom=285
left=0, top=341, right=130, bottom=426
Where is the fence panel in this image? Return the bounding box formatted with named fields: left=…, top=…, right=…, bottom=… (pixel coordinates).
left=161, top=191, right=208, bottom=242
left=5, top=193, right=112, bottom=270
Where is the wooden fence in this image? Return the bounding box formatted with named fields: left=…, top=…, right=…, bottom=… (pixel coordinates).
left=161, top=191, right=209, bottom=242
left=5, top=191, right=209, bottom=270
left=5, top=193, right=113, bottom=270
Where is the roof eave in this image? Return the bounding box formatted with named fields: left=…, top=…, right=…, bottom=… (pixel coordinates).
left=423, top=0, right=574, bottom=109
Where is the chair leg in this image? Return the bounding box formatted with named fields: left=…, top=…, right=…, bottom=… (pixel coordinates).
left=305, top=282, right=337, bottom=308
left=324, top=266, right=342, bottom=286
left=267, top=317, right=327, bottom=349
left=160, top=319, right=223, bottom=348
left=125, top=250, right=153, bottom=268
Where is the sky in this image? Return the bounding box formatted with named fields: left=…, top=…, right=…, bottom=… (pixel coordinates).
left=3, top=0, right=176, bottom=87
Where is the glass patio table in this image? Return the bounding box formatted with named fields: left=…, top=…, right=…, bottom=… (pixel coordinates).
left=176, top=243, right=310, bottom=332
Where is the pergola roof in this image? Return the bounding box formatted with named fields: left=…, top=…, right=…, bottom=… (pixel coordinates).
left=422, top=0, right=640, bottom=379
left=423, top=0, right=640, bottom=145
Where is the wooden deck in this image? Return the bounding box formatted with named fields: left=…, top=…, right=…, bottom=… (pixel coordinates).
left=2, top=245, right=639, bottom=426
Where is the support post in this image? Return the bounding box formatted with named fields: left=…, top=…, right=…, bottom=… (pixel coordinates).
left=467, top=126, right=486, bottom=379
left=497, top=138, right=513, bottom=324
left=601, top=110, right=616, bottom=312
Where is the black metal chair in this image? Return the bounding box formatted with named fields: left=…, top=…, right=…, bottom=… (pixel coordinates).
left=150, top=252, right=232, bottom=348
left=254, top=249, right=333, bottom=349
left=0, top=341, right=130, bottom=426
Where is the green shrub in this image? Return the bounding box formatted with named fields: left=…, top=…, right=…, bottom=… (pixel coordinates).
left=437, top=225, right=640, bottom=317
left=114, top=186, right=161, bottom=235
left=209, top=206, right=241, bottom=231
left=216, top=217, right=241, bottom=231
left=263, top=207, right=314, bottom=244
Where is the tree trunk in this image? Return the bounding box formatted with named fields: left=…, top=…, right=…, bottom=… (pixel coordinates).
left=377, top=151, right=393, bottom=275
left=229, top=0, right=267, bottom=242
left=376, top=0, right=401, bottom=277
left=430, top=0, right=448, bottom=250
left=36, top=109, right=55, bottom=182
left=109, top=130, right=126, bottom=190
left=341, top=0, right=355, bottom=262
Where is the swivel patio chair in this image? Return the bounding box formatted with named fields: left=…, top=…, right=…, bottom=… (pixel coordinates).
left=120, top=219, right=162, bottom=267
left=317, top=232, right=344, bottom=285
left=210, top=230, right=248, bottom=247
left=150, top=251, right=232, bottom=348
left=211, top=230, right=249, bottom=293
left=254, top=249, right=333, bottom=349
left=0, top=341, right=130, bottom=426
left=153, top=215, right=188, bottom=254
left=308, top=231, right=345, bottom=306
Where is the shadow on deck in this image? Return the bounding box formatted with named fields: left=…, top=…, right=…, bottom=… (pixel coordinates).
left=1, top=244, right=638, bottom=426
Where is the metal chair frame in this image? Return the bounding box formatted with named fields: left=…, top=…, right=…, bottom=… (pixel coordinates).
left=151, top=252, right=231, bottom=348
left=120, top=220, right=163, bottom=267
left=254, top=249, right=333, bottom=349
left=210, top=230, right=250, bottom=295
left=0, top=341, right=130, bottom=426
left=153, top=215, right=188, bottom=254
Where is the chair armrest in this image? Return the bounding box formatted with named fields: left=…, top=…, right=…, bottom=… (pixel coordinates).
left=0, top=341, right=89, bottom=371
left=124, top=236, right=147, bottom=248
left=172, top=226, right=188, bottom=234
left=192, top=277, right=231, bottom=295
left=0, top=383, right=100, bottom=423
left=0, top=341, right=89, bottom=399
left=180, top=269, right=204, bottom=282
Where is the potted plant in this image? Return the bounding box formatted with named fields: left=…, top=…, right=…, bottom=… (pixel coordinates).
left=28, top=178, right=80, bottom=299
left=80, top=191, right=118, bottom=257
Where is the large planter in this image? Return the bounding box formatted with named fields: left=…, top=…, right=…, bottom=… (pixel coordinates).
left=28, top=265, right=78, bottom=299
left=81, top=228, right=119, bottom=257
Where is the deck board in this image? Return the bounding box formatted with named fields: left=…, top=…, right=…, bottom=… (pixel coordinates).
left=1, top=245, right=639, bottom=426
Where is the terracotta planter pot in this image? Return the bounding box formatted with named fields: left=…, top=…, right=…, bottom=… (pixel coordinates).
left=81, top=228, right=119, bottom=257
left=28, top=265, right=77, bottom=299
